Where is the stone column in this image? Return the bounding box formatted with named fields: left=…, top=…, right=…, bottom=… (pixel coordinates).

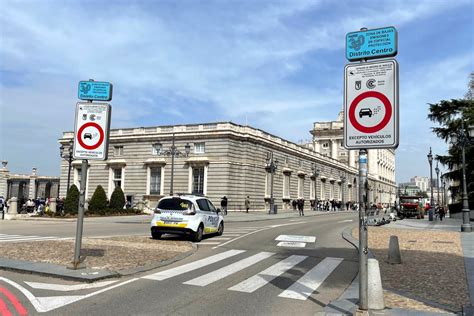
left=29, top=168, right=37, bottom=200
left=314, top=141, right=320, bottom=153
left=331, top=140, right=338, bottom=160
left=8, top=197, right=18, bottom=214
left=0, top=161, right=9, bottom=198
left=49, top=198, right=57, bottom=214
left=349, top=150, right=355, bottom=167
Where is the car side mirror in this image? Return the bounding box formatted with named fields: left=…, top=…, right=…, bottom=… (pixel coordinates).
left=216, top=208, right=221, bottom=213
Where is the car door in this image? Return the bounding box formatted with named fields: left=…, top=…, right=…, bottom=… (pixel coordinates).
left=196, top=199, right=213, bottom=234
left=205, top=199, right=220, bottom=232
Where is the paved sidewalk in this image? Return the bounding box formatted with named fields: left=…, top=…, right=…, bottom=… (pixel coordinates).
left=338, top=217, right=474, bottom=315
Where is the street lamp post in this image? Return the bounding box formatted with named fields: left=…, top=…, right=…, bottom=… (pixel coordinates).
left=435, top=162, right=440, bottom=207
left=340, top=173, right=346, bottom=211
left=450, top=119, right=474, bottom=232
left=266, top=152, right=278, bottom=214
left=60, top=141, right=74, bottom=193
left=427, top=147, right=434, bottom=221
left=312, top=164, right=320, bottom=211
left=159, top=133, right=191, bottom=195
left=441, top=176, right=446, bottom=208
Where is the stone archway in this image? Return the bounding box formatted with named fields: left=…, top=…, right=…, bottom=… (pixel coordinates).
left=45, top=182, right=52, bottom=199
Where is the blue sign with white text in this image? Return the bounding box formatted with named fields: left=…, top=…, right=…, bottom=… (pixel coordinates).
left=346, top=27, right=397, bottom=61
left=78, top=81, right=113, bottom=101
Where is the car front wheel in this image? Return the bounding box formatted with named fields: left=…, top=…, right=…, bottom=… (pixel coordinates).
left=217, top=222, right=224, bottom=236
left=193, top=225, right=204, bottom=242
left=152, top=231, right=162, bottom=239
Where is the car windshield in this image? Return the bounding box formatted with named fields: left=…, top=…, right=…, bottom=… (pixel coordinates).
left=158, top=198, right=193, bottom=210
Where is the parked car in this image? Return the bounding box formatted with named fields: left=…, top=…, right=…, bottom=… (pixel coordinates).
left=150, top=194, right=224, bottom=242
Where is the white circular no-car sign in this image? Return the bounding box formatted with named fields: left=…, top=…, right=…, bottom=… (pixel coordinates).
left=344, top=59, right=398, bottom=149
left=73, top=102, right=111, bottom=160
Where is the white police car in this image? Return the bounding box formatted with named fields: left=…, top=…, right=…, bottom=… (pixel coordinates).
left=151, top=194, right=224, bottom=242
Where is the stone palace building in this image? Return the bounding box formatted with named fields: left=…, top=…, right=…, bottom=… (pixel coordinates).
left=58, top=120, right=397, bottom=211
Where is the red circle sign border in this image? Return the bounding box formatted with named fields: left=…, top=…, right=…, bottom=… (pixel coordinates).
left=77, top=122, right=104, bottom=150
left=348, top=91, right=392, bottom=134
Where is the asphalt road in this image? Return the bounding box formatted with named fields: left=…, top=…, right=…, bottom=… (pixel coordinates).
left=1, top=212, right=358, bottom=315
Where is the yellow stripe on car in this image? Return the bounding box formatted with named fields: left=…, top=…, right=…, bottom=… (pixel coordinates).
left=156, top=221, right=187, bottom=228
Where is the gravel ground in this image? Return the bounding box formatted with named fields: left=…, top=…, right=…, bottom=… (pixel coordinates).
left=0, top=236, right=194, bottom=271
left=353, top=226, right=469, bottom=313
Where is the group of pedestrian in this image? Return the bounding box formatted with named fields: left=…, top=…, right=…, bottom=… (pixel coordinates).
left=220, top=195, right=251, bottom=214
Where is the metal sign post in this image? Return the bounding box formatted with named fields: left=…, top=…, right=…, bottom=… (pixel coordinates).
left=358, top=149, right=368, bottom=310
left=69, top=79, right=112, bottom=270
left=344, top=26, right=398, bottom=311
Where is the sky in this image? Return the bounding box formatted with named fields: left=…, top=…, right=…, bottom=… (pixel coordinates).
left=0, top=0, right=472, bottom=183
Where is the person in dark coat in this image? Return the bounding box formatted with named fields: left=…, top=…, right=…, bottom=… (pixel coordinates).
left=220, top=196, right=228, bottom=215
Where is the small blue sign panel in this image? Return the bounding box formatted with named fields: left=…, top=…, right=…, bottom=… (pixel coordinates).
left=78, top=81, right=113, bottom=101
left=346, top=26, right=397, bottom=61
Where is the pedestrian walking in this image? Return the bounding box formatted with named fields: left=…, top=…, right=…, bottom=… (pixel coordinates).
left=245, top=196, right=250, bottom=213
left=439, top=206, right=445, bottom=221
left=298, top=199, right=305, bottom=216
left=221, top=196, right=228, bottom=215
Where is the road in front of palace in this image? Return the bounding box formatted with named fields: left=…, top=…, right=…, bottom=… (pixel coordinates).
left=0, top=213, right=358, bottom=315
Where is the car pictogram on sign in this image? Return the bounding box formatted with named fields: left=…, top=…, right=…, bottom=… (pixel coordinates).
left=83, top=133, right=92, bottom=140
left=359, top=108, right=373, bottom=118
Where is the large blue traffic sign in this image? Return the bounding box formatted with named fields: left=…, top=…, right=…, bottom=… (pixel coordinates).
left=346, top=26, right=397, bottom=61
left=78, top=81, right=113, bottom=101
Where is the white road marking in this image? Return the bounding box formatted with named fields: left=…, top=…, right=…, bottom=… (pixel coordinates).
left=0, top=236, right=62, bottom=243
left=268, top=222, right=304, bottom=228
left=277, top=241, right=306, bottom=248
left=0, top=276, right=138, bottom=313
left=210, top=237, right=231, bottom=240
left=278, top=257, right=343, bottom=300
left=228, top=255, right=307, bottom=293
left=275, top=235, right=316, bottom=243
left=198, top=242, right=222, bottom=245
left=222, top=234, right=241, bottom=237
left=25, top=280, right=117, bottom=292
left=184, top=252, right=275, bottom=287
left=337, top=219, right=354, bottom=223
left=142, top=249, right=246, bottom=281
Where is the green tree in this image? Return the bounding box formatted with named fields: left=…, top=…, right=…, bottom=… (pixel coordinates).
left=88, top=185, right=108, bottom=212
left=427, top=96, right=474, bottom=205
left=109, top=186, right=126, bottom=211
left=416, top=191, right=428, bottom=198
left=64, top=184, right=80, bottom=214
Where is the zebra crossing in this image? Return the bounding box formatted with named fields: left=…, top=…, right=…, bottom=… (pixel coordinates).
left=142, top=249, right=345, bottom=301
left=0, top=234, right=63, bottom=243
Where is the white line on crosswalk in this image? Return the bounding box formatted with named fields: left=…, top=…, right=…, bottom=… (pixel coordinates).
left=222, top=234, right=241, bottom=237
left=142, top=249, right=246, bottom=281
left=183, top=252, right=275, bottom=287
left=228, top=255, right=307, bottom=293
left=278, top=257, right=343, bottom=300
left=198, top=242, right=222, bottom=245
left=211, top=237, right=232, bottom=240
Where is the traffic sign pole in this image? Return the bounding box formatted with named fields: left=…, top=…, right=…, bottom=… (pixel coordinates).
left=357, top=27, right=369, bottom=311
left=70, top=158, right=88, bottom=269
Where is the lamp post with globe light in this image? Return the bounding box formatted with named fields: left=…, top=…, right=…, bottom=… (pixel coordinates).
left=59, top=141, right=74, bottom=193
left=427, top=148, right=434, bottom=221
left=159, top=133, right=191, bottom=195
left=312, top=164, right=320, bottom=210
left=450, top=119, right=474, bottom=232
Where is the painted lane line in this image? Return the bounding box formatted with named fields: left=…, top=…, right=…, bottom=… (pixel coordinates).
left=337, top=219, right=354, bottom=223
left=210, top=237, right=231, bottom=240
left=212, top=228, right=271, bottom=249
left=275, top=235, right=316, bottom=243
left=228, top=255, right=307, bottom=293
left=142, top=250, right=246, bottom=281
left=268, top=222, right=304, bottom=228
left=277, top=242, right=306, bottom=248
left=25, top=280, right=117, bottom=292
left=0, top=237, right=59, bottom=243
left=222, top=234, right=241, bottom=237
left=198, top=242, right=222, bottom=245
left=0, top=287, right=28, bottom=316
left=0, top=277, right=45, bottom=312
left=278, top=257, right=343, bottom=300
left=184, top=252, right=275, bottom=287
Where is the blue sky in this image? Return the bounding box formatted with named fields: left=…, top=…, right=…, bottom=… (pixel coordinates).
left=0, top=0, right=472, bottom=183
